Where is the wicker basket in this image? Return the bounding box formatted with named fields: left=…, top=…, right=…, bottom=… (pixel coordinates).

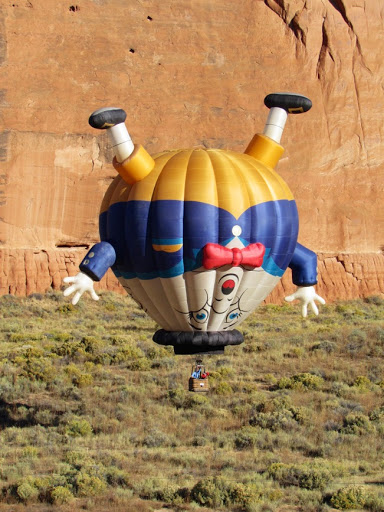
left=189, top=377, right=209, bottom=392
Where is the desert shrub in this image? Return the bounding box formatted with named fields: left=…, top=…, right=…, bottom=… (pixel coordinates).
left=141, top=429, right=176, bottom=448
left=64, top=450, right=94, bottom=468
left=340, top=413, right=374, bottom=435
left=311, top=340, right=337, bottom=353
left=53, top=339, right=81, bottom=357
left=74, top=471, right=106, bottom=497
left=330, top=485, right=368, bottom=509
left=215, top=381, right=233, bottom=395
left=113, top=344, right=145, bottom=363
left=79, top=336, right=103, bottom=354
left=21, top=445, right=38, bottom=459
left=209, top=366, right=233, bottom=380
left=137, top=477, right=178, bottom=503
left=190, top=477, right=228, bottom=508
left=364, top=295, right=383, bottom=306
left=345, top=329, right=367, bottom=353
left=64, top=363, right=94, bottom=387
left=15, top=347, right=55, bottom=382
left=191, top=435, right=208, bottom=446
left=151, top=356, right=176, bottom=370
left=191, top=476, right=277, bottom=509
left=184, top=393, right=210, bottom=409
left=249, top=397, right=305, bottom=432
left=227, top=482, right=263, bottom=509
left=56, top=303, right=76, bottom=314
left=234, top=427, right=260, bottom=450
left=369, top=406, right=384, bottom=423
left=65, top=418, right=93, bottom=437
left=250, top=409, right=298, bottom=432
left=50, top=486, right=74, bottom=504
left=167, top=386, right=186, bottom=408
left=8, top=332, right=44, bottom=343
left=104, top=466, right=130, bottom=487
left=353, top=375, right=372, bottom=391
left=278, top=373, right=324, bottom=391
left=267, top=462, right=331, bottom=490
left=16, top=481, right=39, bottom=502
left=167, top=387, right=209, bottom=410
left=127, top=357, right=151, bottom=371
left=365, top=493, right=384, bottom=511
left=34, top=408, right=57, bottom=426
left=75, top=372, right=93, bottom=387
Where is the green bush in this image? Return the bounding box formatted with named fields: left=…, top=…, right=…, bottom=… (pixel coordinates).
left=249, top=397, right=305, bottom=432
left=65, top=418, right=93, bottom=437
left=50, top=486, right=74, bottom=504
left=104, top=466, right=130, bottom=487
left=234, top=427, right=260, bottom=450
left=353, top=375, right=372, bottom=391
left=75, top=471, right=107, bottom=497
left=267, top=462, right=331, bottom=490
left=215, top=381, right=233, bottom=395
left=56, top=303, right=77, bottom=314
left=127, top=357, right=151, bottom=371
left=167, top=386, right=209, bottom=409
left=16, top=481, right=39, bottom=502
left=369, top=406, right=384, bottom=423
left=141, top=429, right=176, bottom=448
left=113, top=344, right=145, bottom=363
left=190, top=476, right=276, bottom=509
left=278, top=372, right=324, bottom=391
left=311, top=340, right=337, bottom=353
left=330, top=485, right=368, bottom=509
left=190, top=477, right=227, bottom=508
left=137, top=477, right=178, bottom=503
left=64, top=450, right=94, bottom=468
left=341, top=413, right=374, bottom=435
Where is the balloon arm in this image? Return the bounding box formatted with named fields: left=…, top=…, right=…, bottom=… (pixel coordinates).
left=285, top=286, right=326, bottom=317
left=289, top=243, right=318, bottom=287
left=79, top=242, right=116, bottom=281
left=63, top=242, right=116, bottom=305
left=63, top=272, right=99, bottom=305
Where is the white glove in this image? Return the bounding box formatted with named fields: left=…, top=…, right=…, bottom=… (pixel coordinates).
left=285, top=285, right=325, bottom=318
left=63, top=272, right=99, bottom=305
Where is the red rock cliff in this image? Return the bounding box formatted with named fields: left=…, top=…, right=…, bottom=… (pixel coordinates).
left=0, top=0, right=383, bottom=302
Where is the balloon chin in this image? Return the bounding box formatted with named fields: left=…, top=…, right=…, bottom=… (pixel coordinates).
left=153, top=329, right=244, bottom=355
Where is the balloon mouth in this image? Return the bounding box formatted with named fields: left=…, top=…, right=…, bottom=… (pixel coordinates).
left=153, top=329, right=244, bottom=355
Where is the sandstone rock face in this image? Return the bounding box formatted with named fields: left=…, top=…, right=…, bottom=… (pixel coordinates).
left=0, top=0, right=383, bottom=302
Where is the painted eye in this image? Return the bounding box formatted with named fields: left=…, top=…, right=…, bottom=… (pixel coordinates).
left=191, top=308, right=209, bottom=324
left=225, top=308, right=241, bottom=324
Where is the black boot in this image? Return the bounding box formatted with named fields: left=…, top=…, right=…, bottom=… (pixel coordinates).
left=89, top=107, right=127, bottom=129
left=264, top=93, right=312, bottom=114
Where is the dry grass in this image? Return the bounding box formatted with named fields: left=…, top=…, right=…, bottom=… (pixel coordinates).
left=0, top=291, right=383, bottom=511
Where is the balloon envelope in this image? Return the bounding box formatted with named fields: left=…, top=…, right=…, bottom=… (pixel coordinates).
left=99, top=147, right=298, bottom=348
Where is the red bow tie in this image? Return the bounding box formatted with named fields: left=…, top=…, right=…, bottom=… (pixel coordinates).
left=203, top=243, right=265, bottom=270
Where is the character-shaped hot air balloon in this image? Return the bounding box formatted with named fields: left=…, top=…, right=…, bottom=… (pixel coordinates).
left=64, top=93, right=325, bottom=354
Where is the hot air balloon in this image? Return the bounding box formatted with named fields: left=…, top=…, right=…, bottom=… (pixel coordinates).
left=63, top=93, right=325, bottom=355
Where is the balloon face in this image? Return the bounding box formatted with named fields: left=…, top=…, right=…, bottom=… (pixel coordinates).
left=99, top=148, right=298, bottom=350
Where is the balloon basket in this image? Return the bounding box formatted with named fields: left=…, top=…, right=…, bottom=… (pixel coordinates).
left=153, top=329, right=244, bottom=356
left=189, top=377, right=209, bottom=392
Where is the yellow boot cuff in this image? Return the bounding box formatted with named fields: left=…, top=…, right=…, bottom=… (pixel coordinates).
left=113, top=145, right=155, bottom=184
left=244, top=134, right=284, bottom=169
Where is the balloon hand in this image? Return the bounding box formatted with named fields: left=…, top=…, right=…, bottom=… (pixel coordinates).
left=285, top=286, right=325, bottom=318
left=63, top=272, right=99, bottom=305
